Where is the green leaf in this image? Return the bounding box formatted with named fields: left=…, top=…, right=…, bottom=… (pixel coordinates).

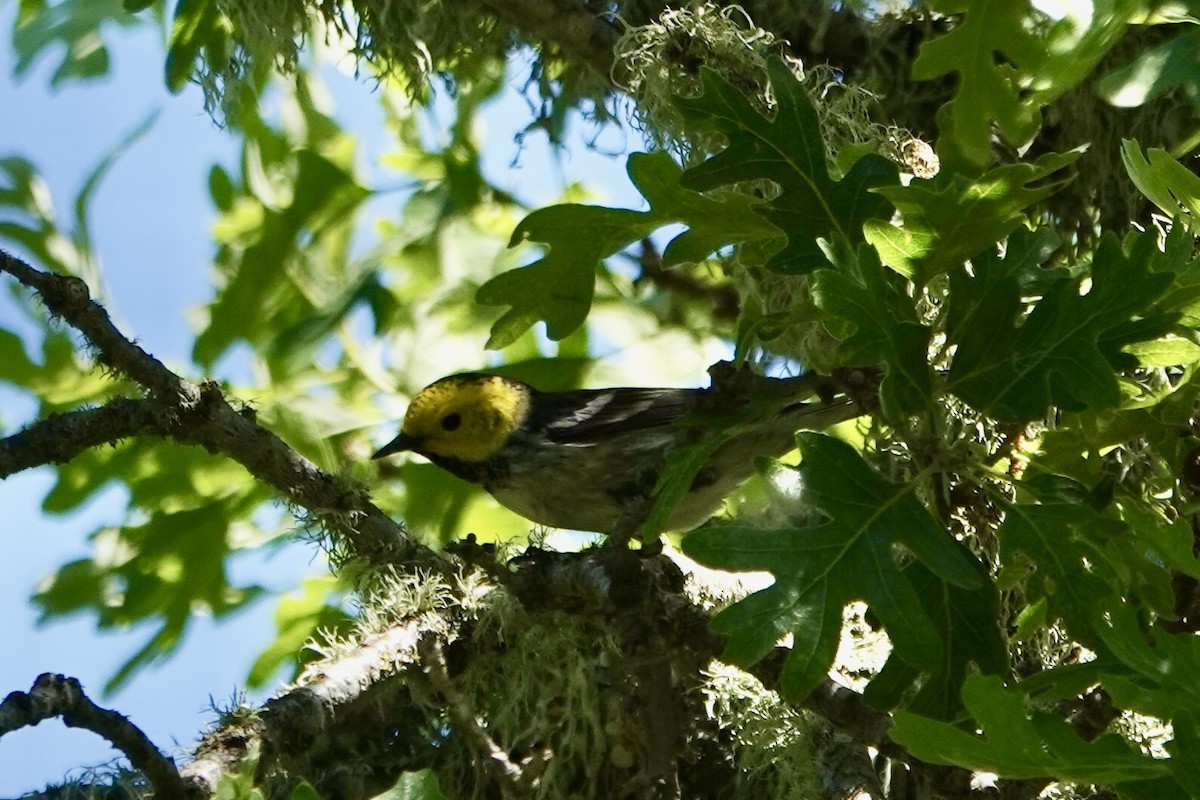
left=642, top=433, right=729, bottom=540
left=32, top=559, right=106, bottom=618
left=194, top=149, right=370, bottom=367
left=1121, top=140, right=1200, bottom=232
left=214, top=741, right=263, bottom=800
left=488, top=357, right=593, bottom=392
left=165, top=0, right=229, bottom=93
left=247, top=575, right=352, bottom=688
left=995, top=498, right=1191, bottom=643
left=1165, top=711, right=1200, bottom=798
left=810, top=246, right=932, bottom=418
left=74, top=112, right=159, bottom=257
left=0, top=329, right=39, bottom=389
left=912, top=2, right=1048, bottom=165
left=209, top=164, right=236, bottom=212
left=265, top=268, right=385, bottom=377
left=864, top=562, right=1007, bottom=719
left=1, top=112, right=152, bottom=291
left=997, top=503, right=1120, bottom=642
left=913, top=2, right=1129, bottom=166
left=1100, top=29, right=1200, bottom=110
left=1115, top=776, right=1194, bottom=800
left=368, top=770, right=448, bottom=800
left=675, top=59, right=898, bottom=274
left=35, top=441, right=270, bottom=691
left=12, top=0, right=139, bottom=85
left=290, top=783, right=322, bottom=800
left=477, top=59, right=902, bottom=348
left=891, top=674, right=1168, bottom=783
left=394, top=462, right=483, bottom=543
left=864, top=149, right=1083, bottom=283
left=682, top=433, right=981, bottom=700
left=1121, top=336, right=1200, bottom=367
left=1095, top=602, right=1200, bottom=719
left=948, top=232, right=1174, bottom=421
left=0, top=157, right=94, bottom=279
left=476, top=151, right=775, bottom=349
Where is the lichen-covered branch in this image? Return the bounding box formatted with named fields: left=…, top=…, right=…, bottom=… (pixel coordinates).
left=414, top=638, right=535, bottom=793
left=183, top=610, right=447, bottom=795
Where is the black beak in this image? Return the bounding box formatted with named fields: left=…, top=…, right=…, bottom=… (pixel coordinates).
left=372, top=432, right=416, bottom=460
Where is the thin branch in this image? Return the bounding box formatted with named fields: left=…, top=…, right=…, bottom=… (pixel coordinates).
left=627, top=239, right=740, bottom=324
left=0, top=398, right=166, bottom=478
left=0, top=249, right=970, bottom=795
left=0, top=253, right=184, bottom=399
left=416, top=638, right=533, bottom=796
left=0, top=673, right=192, bottom=800
left=0, top=249, right=443, bottom=571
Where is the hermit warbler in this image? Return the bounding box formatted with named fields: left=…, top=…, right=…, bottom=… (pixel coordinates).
left=372, top=369, right=860, bottom=539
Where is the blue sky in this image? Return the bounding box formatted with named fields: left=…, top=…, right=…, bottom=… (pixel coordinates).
left=0, top=9, right=650, bottom=793
left=0, top=12, right=297, bottom=791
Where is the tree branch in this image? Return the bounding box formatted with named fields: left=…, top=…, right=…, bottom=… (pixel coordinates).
left=0, top=254, right=185, bottom=399
left=0, top=249, right=443, bottom=571
left=0, top=399, right=166, bottom=478
left=0, top=249, right=936, bottom=797
left=0, top=673, right=192, bottom=800
left=415, top=637, right=537, bottom=795
left=183, top=609, right=449, bottom=795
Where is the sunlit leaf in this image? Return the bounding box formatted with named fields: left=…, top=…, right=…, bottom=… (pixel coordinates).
left=676, top=58, right=898, bottom=274
left=1100, top=29, right=1200, bottom=109
left=12, top=0, right=139, bottom=85
left=683, top=434, right=981, bottom=700
left=892, top=674, right=1168, bottom=783
left=368, top=770, right=448, bottom=800
left=1122, top=139, right=1200, bottom=231
left=865, top=149, right=1083, bottom=283
left=948, top=232, right=1173, bottom=421
left=477, top=150, right=775, bottom=348
left=247, top=574, right=351, bottom=688
left=165, top=0, right=229, bottom=92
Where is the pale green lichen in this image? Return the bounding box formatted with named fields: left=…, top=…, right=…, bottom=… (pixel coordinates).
left=613, top=4, right=776, bottom=161
left=703, top=662, right=824, bottom=799
left=612, top=3, right=933, bottom=176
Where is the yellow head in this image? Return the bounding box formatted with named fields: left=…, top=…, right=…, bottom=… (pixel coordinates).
left=373, top=374, right=532, bottom=464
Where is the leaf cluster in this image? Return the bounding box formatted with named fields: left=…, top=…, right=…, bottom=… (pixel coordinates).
left=471, top=40, right=1200, bottom=796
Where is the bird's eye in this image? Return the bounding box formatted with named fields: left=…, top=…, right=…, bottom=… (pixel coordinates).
left=441, top=412, right=462, bottom=432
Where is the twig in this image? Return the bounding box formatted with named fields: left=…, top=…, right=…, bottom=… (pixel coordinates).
left=0, top=673, right=192, bottom=800
left=0, top=253, right=183, bottom=399
left=629, top=239, right=740, bottom=323
left=416, top=638, right=532, bottom=797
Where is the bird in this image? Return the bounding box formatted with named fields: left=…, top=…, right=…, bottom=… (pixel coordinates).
left=372, top=368, right=860, bottom=541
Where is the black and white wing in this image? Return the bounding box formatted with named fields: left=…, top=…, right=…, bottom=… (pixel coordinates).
left=528, top=387, right=701, bottom=445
